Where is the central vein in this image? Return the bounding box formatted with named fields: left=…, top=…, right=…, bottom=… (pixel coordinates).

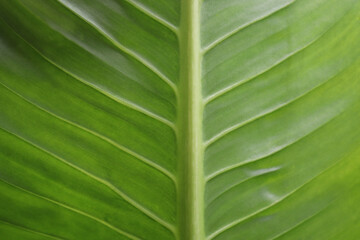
left=177, top=0, right=204, bottom=239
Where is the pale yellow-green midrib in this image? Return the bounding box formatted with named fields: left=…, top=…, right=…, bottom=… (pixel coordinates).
left=177, top=0, right=204, bottom=239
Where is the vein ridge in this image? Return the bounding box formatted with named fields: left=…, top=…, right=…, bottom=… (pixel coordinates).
left=4, top=21, right=176, bottom=131
left=202, top=0, right=295, bottom=54
left=204, top=12, right=344, bottom=104
left=54, top=0, right=178, bottom=94
left=205, top=112, right=339, bottom=182
left=124, top=0, right=179, bottom=34
left=0, top=127, right=176, bottom=234
left=0, top=219, right=65, bottom=240
left=204, top=67, right=346, bottom=147
left=207, top=154, right=348, bottom=239
left=0, top=82, right=176, bottom=183
left=270, top=207, right=328, bottom=240
left=0, top=179, right=142, bottom=240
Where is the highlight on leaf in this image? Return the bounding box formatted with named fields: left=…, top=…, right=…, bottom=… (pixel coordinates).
left=0, top=0, right=359, bottom=239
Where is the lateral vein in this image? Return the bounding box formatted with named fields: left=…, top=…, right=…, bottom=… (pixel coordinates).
left=0, top=219, right=65, bottom=240
left=124, top=0, right=179, bottom=34
left=3, top=21, right=176, bottom=131
left=0, top=82, right=176, bottom=184
left=206, top=154, right=348, bottom=240
left=54, top=0, right=178, bottom=94
left=201, top=0, right=295, bottom=54
left=204, top=66, right=348, bottom=147
left=203, top=10, right=345, bottom=104
left=0, top=179, right=141, bottom=240
left=205, top=112, right=339, bottom=182
left=0, top=127, right=176, bottom=234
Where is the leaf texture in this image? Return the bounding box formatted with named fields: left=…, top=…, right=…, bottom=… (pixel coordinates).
left=0, top=0, right=359, bottom=239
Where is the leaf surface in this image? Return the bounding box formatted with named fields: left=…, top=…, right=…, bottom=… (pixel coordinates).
left=0, top=0, right=359, bottom=239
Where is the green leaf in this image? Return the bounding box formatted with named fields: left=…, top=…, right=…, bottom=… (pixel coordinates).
left=0, top=0, right=359, bottom=239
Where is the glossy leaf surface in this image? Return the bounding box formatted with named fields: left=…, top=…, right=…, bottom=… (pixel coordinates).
left=0, top=0, right=359, bottom=239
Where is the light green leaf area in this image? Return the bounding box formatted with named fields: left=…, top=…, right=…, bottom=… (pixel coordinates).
left=0, top=0, right=359, bottom=239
